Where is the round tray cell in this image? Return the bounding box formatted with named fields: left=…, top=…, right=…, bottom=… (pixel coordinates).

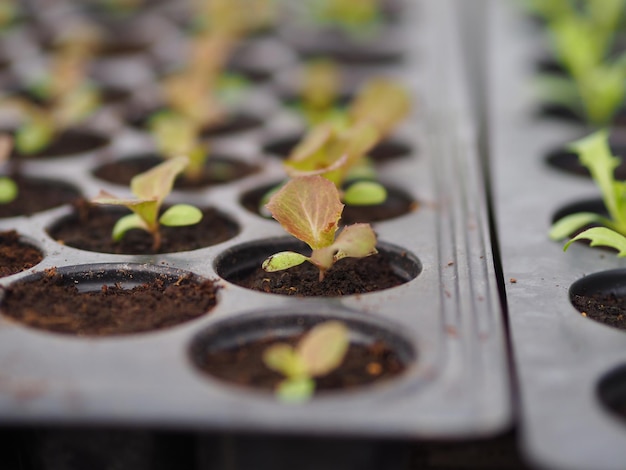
left=597, top=363, right=626, bottom=422
left=0, top=263, right=219, bottom=336
left=0, top=176, right=81, bottom=219
left=0, top=230, right=43, bottom=278
left=240, top=181, right=418, bottom=224
left=126, top=107, right=263, bottom=137
left=9, top=129, right=109, bottom=160
left=551, top=198, right=607, bottom=225
left=92, top=153, right=261, bottom=189
left=48, top=202, right=239, bottom=255
left=215, top=238, right=421, bottom=296
left=189, top=310, right=415, bottom=396
left=570, top=269, right=626, bottom=330
left=545, top=143, right=626, bottom=179
left=262, top=133, right=412, bottom=164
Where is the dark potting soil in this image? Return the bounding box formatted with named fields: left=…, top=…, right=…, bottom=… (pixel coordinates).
left=49, top=200, right=238, bottom=254
left=233, top=252, right=407, bottom=296
left=571, top=293, right=626, bottom=330
left=92, top=154, right=259, bottom=188
left=10, top=129, right=109, bottom=159
left=1, top=269, right=219, bottom=336
left=196, top=333, right=406, bottom=393
left=262, top=134, right=412, bottom=163
left=240, top=182, right=417, bottom=224
left=126, top=107, right=262, bottom=137
left=0, top=230, right=42, bottom=277
left=0, top=176, right=81, bottom=218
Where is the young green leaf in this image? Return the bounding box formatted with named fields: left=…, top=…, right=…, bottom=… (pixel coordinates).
left=549, top=212, right=614, bottom=241
left=0, top=135, right=17, bottom=203
left=262, top=251, right=309, bottom=272
left=342, top=180, right=387, bottom=206
left=159, top=204, right=203, bottom=226
left=563, top=226, right=626, bottom=256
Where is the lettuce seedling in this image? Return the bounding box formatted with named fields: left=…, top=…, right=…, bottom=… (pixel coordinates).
left=309, top=0, right=382, bottom=37
left=283, top=78, right=410, bottom=205
left=92, top=156, right=202, bottom=251
left=295, top=59, right=346, bottom=127
left=262, top=175, right=377, bottom=281
left=549, top=130, right=626, bottom=255
left=0, top=134, right=17, bottom=203
left=263, top=320, right=349, bottom=402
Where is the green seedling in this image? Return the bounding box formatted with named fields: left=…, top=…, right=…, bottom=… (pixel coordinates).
left=0, top=0, right=20, bottom=32
left=263, top=320, right=350, bottom=402
left=6, top=40, right=101, bottom=155
left=294, top=59, right=346, bottom=127
left=91, top=156, right=203, bottom=252
left=311, top=0, right=382, bottom=37
left=536, top=0, right=626, bottom=126
left=282, top=78, right=411, bottom=206
left=194, top=0, right=277, bottom=37
left=0, top=134, right=17, bottom=203
left=262, top=175, right=378, bottom=281
left=549, top=130, right=626, bottom=255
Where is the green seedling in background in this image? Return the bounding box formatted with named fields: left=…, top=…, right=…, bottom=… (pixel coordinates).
left=92, top=156, right=203, bottom=252
left=283, top=78, right=411, bottom=206
left=310, top=0, right=382, bottom=37
left=549, top=130, right=626, bottom=255
left=0, top=134, right=17, bottom=203
left=536, top=0, right=626, bottom=126
left=263, top=320, right=350, bottom=402
left=262, top=175, right=377, bottom=281
left=0, top=0, right=20, bottom=32
left=294, top=59, right=347, bottom=127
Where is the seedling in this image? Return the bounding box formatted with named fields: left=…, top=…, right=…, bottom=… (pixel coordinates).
left=283, top=78, right=411, bottom=205
left=91, top=156, right=203, bottom=252
left=0, top=134, right=17, bottom=203
left=0, top=0, right=20, bottom=32
left=263, top=320, right=349, bottom=402
left=295, top=59, right=346, bottom=127
left=310, top=0, right=382, bottom=37
left=262, top=175, right=378, bottom=281
left=537, top=0, right=626, bottom=125
left=7, top=41, right=101, bottom=155
left=549, top=130, right=626, bottom=255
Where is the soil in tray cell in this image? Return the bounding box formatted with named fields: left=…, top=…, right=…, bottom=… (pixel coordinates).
left=0, top=176, right=81, bottom=218
left=196, top=333, right=406, bottom=393
left=49, top=200, right=239, bottom=254
left=571, top=293, right=626, bottom=330
left=93, top=154, right=260, bottom=189
left=9, top=129, right=109, bottom=159
left=1, top=270, right=219, bottom=336
left=0, top=230, right=42, bottom=277
left=233, top=252, right=410, bottom=296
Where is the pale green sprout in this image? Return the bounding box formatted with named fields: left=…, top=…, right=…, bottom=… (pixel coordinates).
left=536, top=0, right=626, bottom=126
left=0, top=134, right=17, bottom=203
left=549, top=130, right=626, bottom=255
left=262, top=175, right=378, bottom=281
left=263, top=320, right=350, bottom=402
left=92, top=156, right=203, bottom=252
left=311, top=0, right=382, bottom=37
left=296, top=59, right=347, bottom=127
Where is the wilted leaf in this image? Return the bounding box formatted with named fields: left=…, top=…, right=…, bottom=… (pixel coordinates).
left=131, top=156, right=188, bottom=203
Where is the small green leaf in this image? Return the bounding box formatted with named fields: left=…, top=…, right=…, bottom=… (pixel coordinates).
left=263, top=343, right=307, bottom=378
left=549, top=212, right=611, bottom=241
left=298, top=321, right=349, bottom=377
left=564, top=227, right=626, bottom=256
left=275, top=377, right=315, bottom=403
left=112, top=213, right=148, bottom=241
left=0, top=177, right=17, bottom=203
left=15, top=120, right=54, bottom=155
left=534, top=74, right=579, bottom=110
left=159, top=204, right=203, bottom=227
left=330, top=223, right=378, bottom=261
left=343, top=181, right=387, bottom=205
left=262, top=251, right=310, bottom=272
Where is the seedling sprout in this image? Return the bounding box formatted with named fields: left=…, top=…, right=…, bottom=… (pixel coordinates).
left=263, top=320, right=350, bottom=402
left=0, top=134, right=17, bottom=203
left=549, top=130, right=626, bottom=255
left=92, top=156, right=203, bottom=252
left=262, top=175, right=378, bottom=281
